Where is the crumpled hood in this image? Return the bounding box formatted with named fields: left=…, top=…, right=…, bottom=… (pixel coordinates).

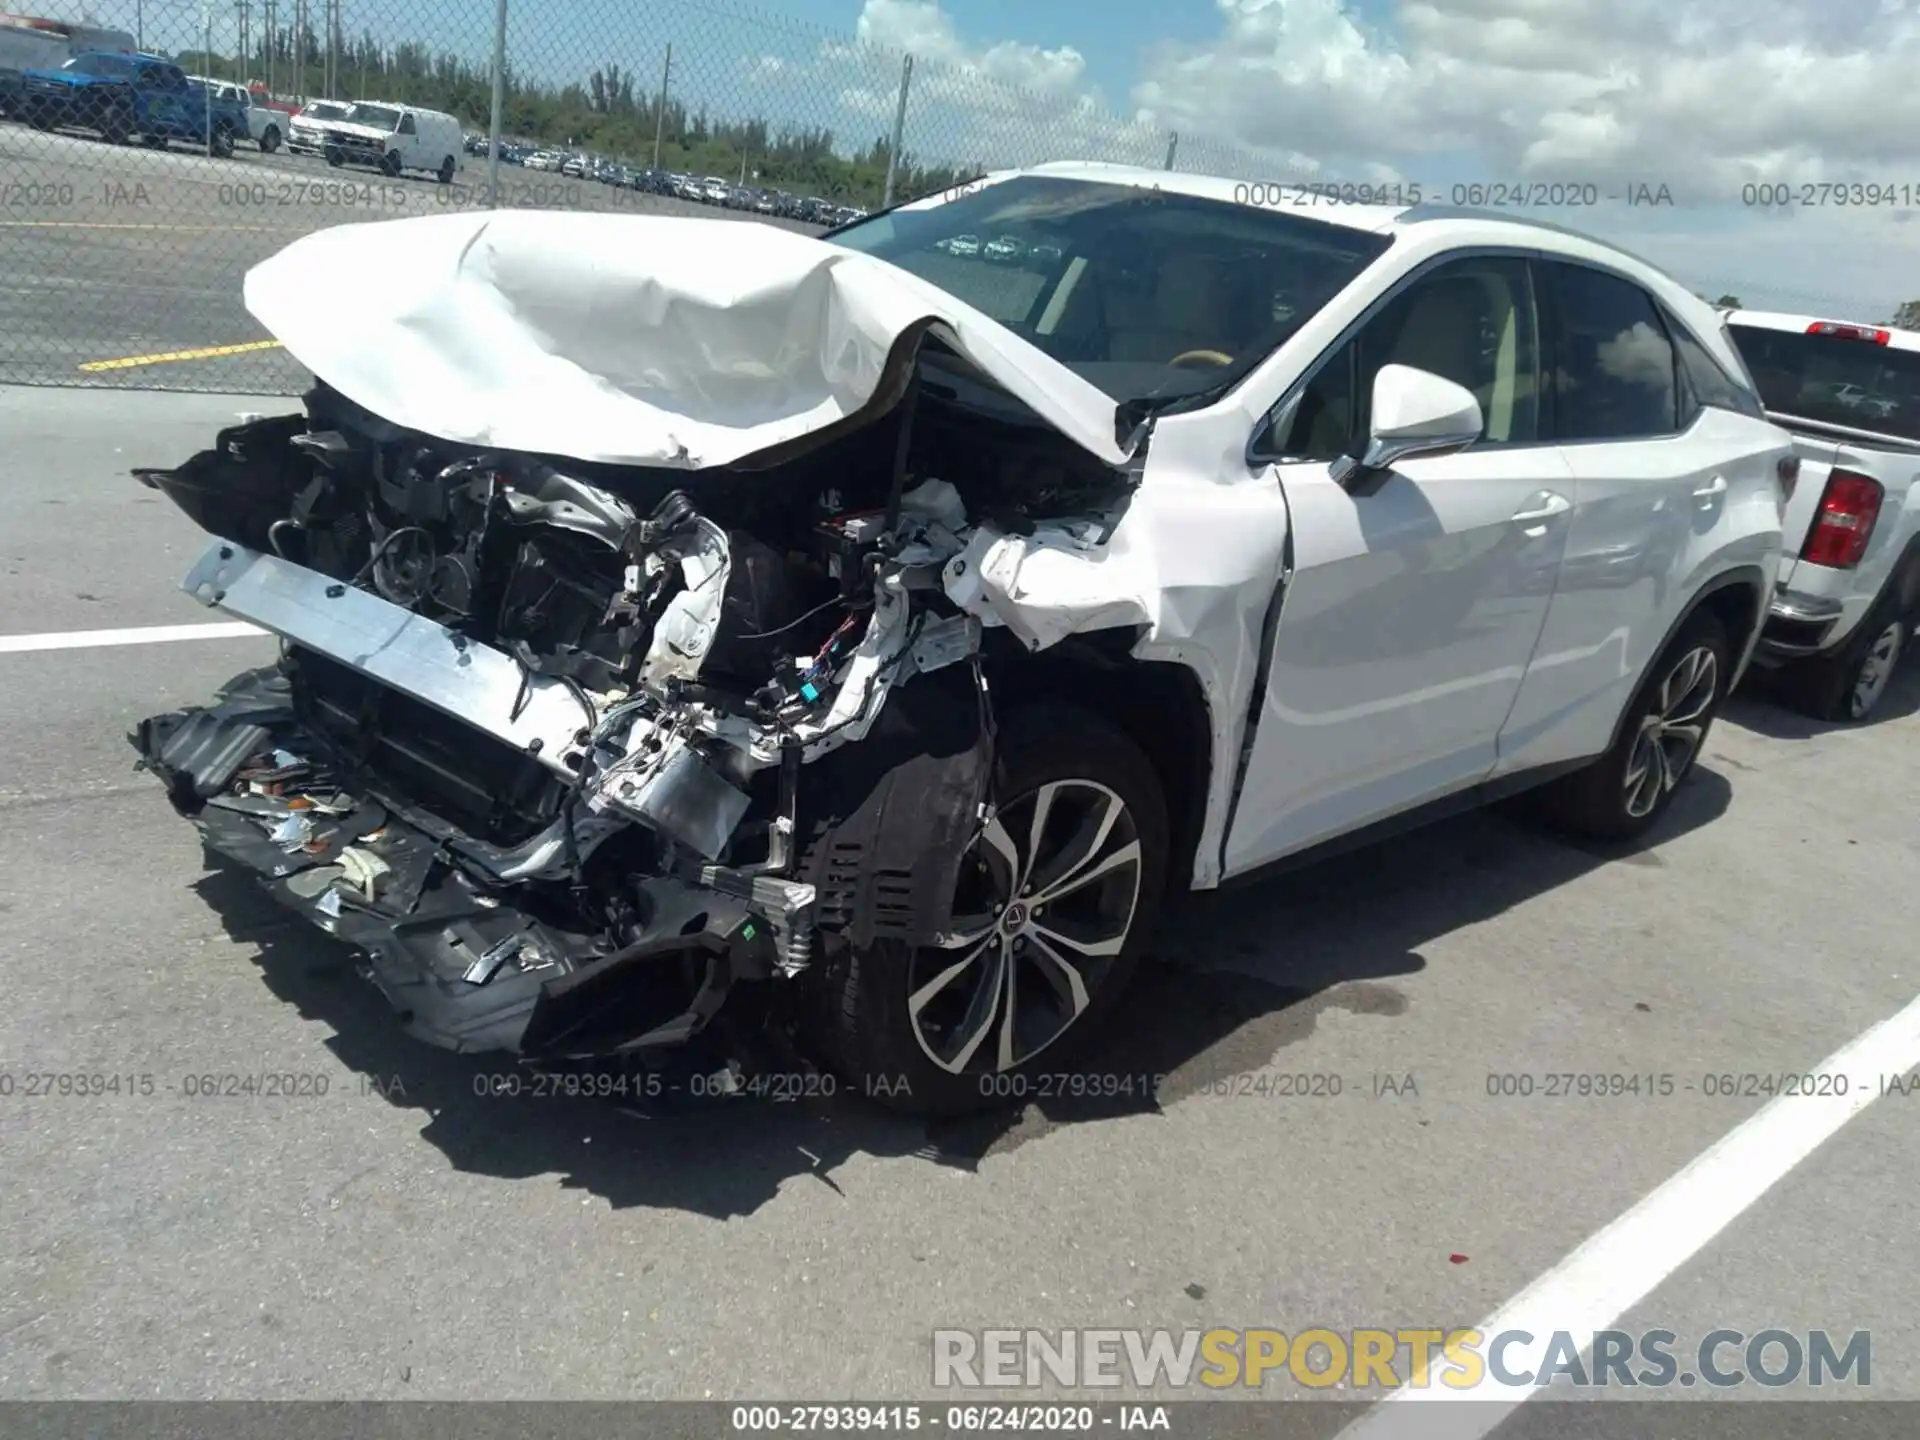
left=240, top=209, right=1132, bottom=470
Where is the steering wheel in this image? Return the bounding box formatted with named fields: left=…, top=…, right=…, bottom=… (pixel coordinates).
left=1169, top=348, right=1233, bottom=368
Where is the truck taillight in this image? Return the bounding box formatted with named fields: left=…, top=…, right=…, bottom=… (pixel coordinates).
left=1806, top=320, right=1890, bottom=344
left=1801, top=470, right=1883, bottom=569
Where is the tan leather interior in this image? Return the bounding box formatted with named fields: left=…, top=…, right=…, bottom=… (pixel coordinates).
left=1106, top=261, right=1240, bottom=363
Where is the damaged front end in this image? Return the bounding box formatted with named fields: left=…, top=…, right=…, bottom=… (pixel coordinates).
left=130, top=370, right=1135, bottom=1066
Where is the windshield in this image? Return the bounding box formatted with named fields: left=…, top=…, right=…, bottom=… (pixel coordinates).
left=302, top=101, right=348, bottom=119
left=1728, top=324, right=1920, bottom=442
left=824, top=175, right=1393, bottom=407
left=62, top=54, right=132, bottom=77
left=344, top=103, right=400, bottom=129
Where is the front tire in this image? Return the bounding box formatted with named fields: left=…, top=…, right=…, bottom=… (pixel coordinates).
left=208, top=122, right=235, bottom=158
left=804, top=705, right=1169, bottom=1116
left=380, top=148, right=402, bottom=176
left=1534, top=609, right=1730, bottom=842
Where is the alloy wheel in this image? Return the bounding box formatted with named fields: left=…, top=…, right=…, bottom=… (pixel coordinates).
left=907, top=779, right=1142, bottom=1076
left=1624, top=645, right=1718, bottom=819
left=1849, top=621, right=1904, bottom=719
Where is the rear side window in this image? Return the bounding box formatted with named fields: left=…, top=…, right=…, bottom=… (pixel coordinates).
left=1664, top=311, right=1766, bottom=420
left=1725, top=324, right=1920, bottom=442
left=1544, top=262, right=1679, bottom=441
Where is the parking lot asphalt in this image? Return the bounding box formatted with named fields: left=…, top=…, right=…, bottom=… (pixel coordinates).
left=2, top=385, right=1919, bottom=1423
left=0, top=125, right=828, bottom=391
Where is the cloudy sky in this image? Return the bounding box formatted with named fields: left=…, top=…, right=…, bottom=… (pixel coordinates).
left=102, top=0, right=1918, bottom=316
left=830, top=0, right=1920, bottom=318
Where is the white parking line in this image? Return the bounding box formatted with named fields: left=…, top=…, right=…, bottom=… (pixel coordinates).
left=0, top=621, right=264, bottom=654
left=1337, top=988, right=1920, bottom=1439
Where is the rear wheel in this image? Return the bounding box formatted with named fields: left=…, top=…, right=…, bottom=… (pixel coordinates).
left=1783, top=590, right=1911, bottom=723
left=804, top=705, right=1168, bottom=1116
left=208, top=122, right=235, bottom=158
left=436, top=155, right=455, bottom=184
left=23, top=103, right=52, bottom=130
left=1533, top=609, right=1730, bottom=841
left=259, top=124, right=280, bottom=152
left=98, top=104, right=131, bottom=145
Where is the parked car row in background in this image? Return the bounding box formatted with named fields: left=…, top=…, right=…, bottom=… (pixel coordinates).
left=461, top=132, right=872, bottom=223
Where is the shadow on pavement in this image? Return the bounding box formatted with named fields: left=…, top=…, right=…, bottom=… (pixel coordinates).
left=186, top=761, right=1733, bottom=1216
left=1725, top=652, right=1920, bottom=739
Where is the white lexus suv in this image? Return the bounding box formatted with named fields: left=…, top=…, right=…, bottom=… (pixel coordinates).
left=130, top=164, right=1791, bottom=1114
left=1722, top=310, right=1920, bottom=720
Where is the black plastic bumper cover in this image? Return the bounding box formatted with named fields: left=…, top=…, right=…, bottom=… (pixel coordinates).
left=130, top=666, right=749, bottom=1059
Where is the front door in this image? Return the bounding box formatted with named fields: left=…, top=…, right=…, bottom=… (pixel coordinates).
left=1224, top=255, right=1574, bottom=873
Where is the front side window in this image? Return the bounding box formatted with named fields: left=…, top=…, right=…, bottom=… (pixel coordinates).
left=1278, top=255, right=1541, bottom=461
left=398, top=113, right=416, bottom=134
left=1545, top=263, right=1680, bottom=441
left=824, top=175, right=1393, bottom=411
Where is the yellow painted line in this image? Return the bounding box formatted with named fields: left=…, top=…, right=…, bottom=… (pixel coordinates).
left=78, top=339, right=284, bottom=372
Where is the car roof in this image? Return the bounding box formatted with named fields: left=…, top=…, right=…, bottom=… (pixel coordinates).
left=1722, top=308, right=1920, bottom=355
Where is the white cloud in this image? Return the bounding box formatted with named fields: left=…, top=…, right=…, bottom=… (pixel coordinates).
left=819, top=0, right=1918, bottom=310
left=1126, top=0, right=1920, bottom=310
left=855, top=0, right=1089, bottom=100
left=1134, top=0, right=1920, bottom=191
left=821, top=0, right=1170, bottom=171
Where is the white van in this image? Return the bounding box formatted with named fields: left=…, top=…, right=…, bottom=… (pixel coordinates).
left=315, top=100, right=463, bottom=183
left=0, top=12, right=135, bottom=117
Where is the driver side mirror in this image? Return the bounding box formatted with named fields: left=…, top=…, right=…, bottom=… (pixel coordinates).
left=1329, top=364, right=1484, bottom=488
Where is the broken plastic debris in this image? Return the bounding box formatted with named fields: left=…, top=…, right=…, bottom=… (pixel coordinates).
left=897, top=477, right=967, bottom=531
left=269, top=813, right=315, bottom=850
left=336, top=845, right=391, bottom=900
left=462, top=934, right=524, bottom=986
left=1449, top=1254, right=1469, bottom=1265
left=315, top=888, right=343, bottom=918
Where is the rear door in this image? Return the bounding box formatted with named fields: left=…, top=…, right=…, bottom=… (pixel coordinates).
left=1496, top=261, right=1786, bottom=774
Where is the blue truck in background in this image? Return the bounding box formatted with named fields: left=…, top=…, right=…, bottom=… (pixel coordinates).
left=17, top=50, right=246, bottom=154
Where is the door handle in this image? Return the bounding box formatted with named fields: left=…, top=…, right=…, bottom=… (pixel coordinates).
left=1694, top=474, right=1729, bottom=505
left=1511, top=492, right=1572, bottom=527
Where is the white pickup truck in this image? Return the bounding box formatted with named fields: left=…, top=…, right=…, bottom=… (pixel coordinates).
left=1724, top=311, right=1920, bottom=720
left=187, top=75, right=284, bottom=151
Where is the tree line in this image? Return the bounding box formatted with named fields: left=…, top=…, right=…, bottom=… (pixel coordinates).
left=174, top=33, right=984, bottom=205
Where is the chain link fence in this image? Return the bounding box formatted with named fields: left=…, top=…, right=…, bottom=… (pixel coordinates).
left=0, top=0, right=1299, bottom=393
left=0, top=0, right=1898, bottom=393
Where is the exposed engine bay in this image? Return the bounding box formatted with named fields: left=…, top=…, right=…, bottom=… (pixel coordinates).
left=130, top=355, right=1138, bottom=1064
